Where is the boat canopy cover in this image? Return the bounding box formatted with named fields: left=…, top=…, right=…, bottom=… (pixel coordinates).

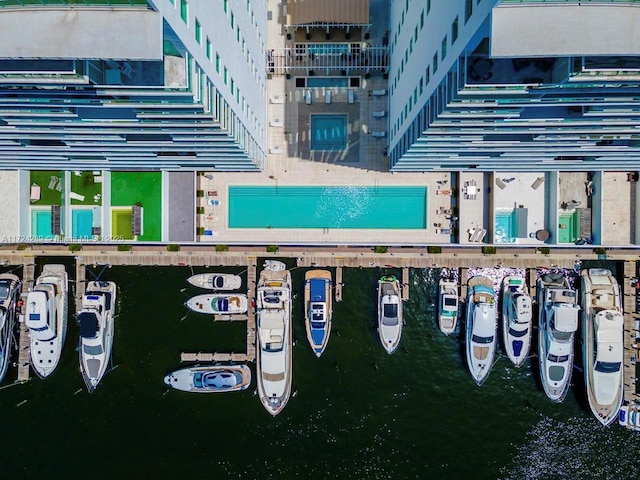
left=553, top=306, right=579, bottom=332
left=213, top=297, right=229, bottom=312
left=309, top=278, right=326, bottom=302
left=213, top=276, right=224, bottom=289
left=78, top=312, right=99, bottom=338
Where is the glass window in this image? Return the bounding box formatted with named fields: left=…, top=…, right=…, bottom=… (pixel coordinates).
left=441, top=35, right=447, bottom=60
left=420, top=9, right=424, bottom=29
left=223, top=66, right=228, bottom=85
left=452, top=16, right=459, bottom=44
left=195, top=19, right=201, bottom=44
left=433, top=53, right=438, bottom=73
left=180, top=0, right=188, bottom=24
left=206, top=38, right=212, bottom=60
left=465, top=0, right=473, bottom=23
left=215, top=53, right=220, bottom=73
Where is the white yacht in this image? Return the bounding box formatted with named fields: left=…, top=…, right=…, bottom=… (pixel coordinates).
left=501, top=275, right=532, bottom=367
left=187, top=273, right=241, bottom=290
left=438, top=278, right=459, bottom=336
left=256, top=261, right=292, bottom=416
left=0, top=273, right=20, bottom=383
left=378, top=275, right=403, bottom=354
left=581, top=268, right=624, bottom=426
left=304, top=269, right=332, bottom=357
left=537, top=273, right=580, bottom=403
left=164, top=365, right=251, bottom=393
left=185, top=293, right=248, bottom=314
left=25, top=264, right=68, bottom=378
left=465, top=276, right=497, bottom=386
left=78, top=281, right=117, bottom=392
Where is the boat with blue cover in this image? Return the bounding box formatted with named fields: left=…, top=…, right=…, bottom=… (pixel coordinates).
left=164, top=365, right=251, bottom=393
left=438, top=278, right=459, bottom=336
left=501, top=275, right=532, bottom=367
left=304, top=270, right=333, bottom=357
left=25, top=264, right=68, bottom=379
left=378, top=275, right=403, bottom=354
left=0, top=273, right=20, bottom=384
left=79, top=281, right=117, bottom=392
left=185, top=293, right=248, bottom=315
left=465, top=276, right=497, bottom=386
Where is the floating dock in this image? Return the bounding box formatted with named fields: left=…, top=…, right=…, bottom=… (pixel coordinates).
left=623, top=261, right=639, bottom=411
left=16, top=261, right=35, bottom=383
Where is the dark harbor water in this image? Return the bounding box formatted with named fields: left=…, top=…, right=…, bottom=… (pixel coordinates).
left=0, top=259, right=639, bottom=479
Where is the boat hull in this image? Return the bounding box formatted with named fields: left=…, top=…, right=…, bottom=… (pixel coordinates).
left=164, top=365, right=251, bottom=393
left=0, top=273, right=20, bottom=384
left=438, top=279, right=458, bottom=336
left=185, top=294, right=248, bottom=315
left=465, top=276, right=497, bottom=386
left=501, top=276, right=532, bottom=368
left=187, top=273, right=242, bottom=291
left=378, top=277, right=402, bottom=354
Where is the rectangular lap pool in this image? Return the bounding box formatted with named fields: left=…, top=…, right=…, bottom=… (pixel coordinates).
left=310, top=114, right=347, bottom=151
left=306, top=77, right=349, bottom=88
left=72, top=209, right=93, bottom=238
left=229, top=186, right=427, bottom=229
left=495, top=210, right=515, bottom=243
left=31, top=210, right=55, bottom=239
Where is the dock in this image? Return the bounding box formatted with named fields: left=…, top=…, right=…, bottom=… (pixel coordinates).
left=16, top=261, right=35, bottom=383
left=401, top=267, right=409, bottom=300
left=180, top=352, right=248, bottom=363
left=623, top=260, right=639, bottom=408
left=246, top=256, right=257, bottom=362
left=335, top=266, right=342, bottom=302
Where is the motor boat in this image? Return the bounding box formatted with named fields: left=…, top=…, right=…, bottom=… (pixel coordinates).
left=438, top=278, right=459, bottom=335
left=619, top=403, right=640, bottom=431
left=25, top=264, right=68, bottom=378
left=537, top=273, right=580, bottom=403
left=164, top=365, right=251, bottom=393
left=581, top=268, right=624, bottom=426
left=501, top=275, right=532, bottom=367
left=187, top=273, right=241, bottom=290
left=78, top=281, right=117, bottom=392
left=185, top=294, right=248, bottom=314
left=465, top=276, right=497, bottom=386
left=0, top=273, right=20, bottom=383
left=378, top=275, right=402, bottom=354
left=304, top=269, right=332, bottom=357
left=256, top=260, right=292, bottom=415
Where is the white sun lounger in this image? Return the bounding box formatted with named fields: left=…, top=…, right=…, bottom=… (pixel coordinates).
left=348, top=90, right=355, bottom=104
left=325, top=90, right=332, bottom=104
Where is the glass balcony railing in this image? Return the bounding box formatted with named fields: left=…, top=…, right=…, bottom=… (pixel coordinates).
left=0, top=0, right=148, bottom=7
left=500, top=0, right=640, bottom=4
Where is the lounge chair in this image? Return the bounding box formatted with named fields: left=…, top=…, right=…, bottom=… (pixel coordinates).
left=348, top=90, right=355, bottom=104
left=372, top=110, right=386, bottom=118
left=48, top=176, right=58, bottom=190
left=305, top=90, right=311, bottom=105
left=325, top=90, right=332, bottom=104
left=372, top=89, right=387, bottom=96
left=30, top=184, right=41, bottom=202
left=371, top=131, right=386, bottom=138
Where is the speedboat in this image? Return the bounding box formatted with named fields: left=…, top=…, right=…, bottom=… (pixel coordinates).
left=537, top=272, right=580, bottom=403
left=501, top=275, right=532, bottom=367
left=263, top=260, right=286, bottom=271
left=304, top=269, right=332, bottom=357
left=187, top=273, right=241, bottom=290
left=78, top=281, right=117, bottom=392
left=378, top=275, right=402, bottom=354
left=438, top=278, right=459, bottom=335
left=465, top=276, right=497, bottom=386
left=25, top=264, right=68, bottom=378
left=0, top=273, right=20, bottom=383
left=581, top=268, right=624, bottom=426
left=619, top=403, right=640, bottom=431
left=185, top=294, right=248, bottom=314
left=164, top=365, right=251, bottom=393
left=256, top=260, right=292, bottom=415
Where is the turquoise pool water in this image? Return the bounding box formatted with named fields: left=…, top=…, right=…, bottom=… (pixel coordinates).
left=495, top=210, right=515, bottom=243
left=31, top=210, right=54, bottom=239
left=307, top=77, right=349, bottom=88
left=229, top=186, right=427, bottom=229
left=311, top=114, right=347, bottom=150
left=72, top=209, right=93, bottom=238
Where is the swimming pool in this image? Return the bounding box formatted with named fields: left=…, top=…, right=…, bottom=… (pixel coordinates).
left=229, top=186, right=427, bottom=229
left=306, top=77, right=349, bottom=88
left=495, top=210, right=516, bottom=243
left=31, top=210, right=55, bottom=239
left=72, top=209, right=93, bottom=238
left=310, top=114, right=347, bottom=151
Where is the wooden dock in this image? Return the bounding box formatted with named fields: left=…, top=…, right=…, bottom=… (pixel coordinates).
left=401, top=267, right=409, bottom=300
left=335, top=266, right=342, bottom=302
left=623, top=261, right=639, bottom=406
left=212, top=314, right=247, bottom=322
left=246, top=256, right=257, bottom=362
left=180, top=352, right=248, bottom=363
left=16, top=262, right=35, bottom=383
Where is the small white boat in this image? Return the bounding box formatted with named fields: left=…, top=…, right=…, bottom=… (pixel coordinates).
left=378, top=275, right=402, bottom=354
left=537, top=272, right=580, bottom=403
left=25, top=264, right=68, bottom=378
left=465, top=276, right=497, bottom=386
left=619, top=403, right=640, bottom=431
left=581, top=268, right=624, bottom=426
left=187, top=273, right=241, bottom=291
left=164, top=365, right=251, bottom=393
left=263, top=260, right=286, bottom=271
left=304, top=270, right=333, bottom=357
left=79, top=281, right=117, bottom=392
left=0, top=273, right=21, bottom=383
left=256, top=261, right=292, bottom=416
left=438, top=278, right=459, bottom=335
left=185, top=294, right=248, bottom=315
left=501, top=275, right=532, bottom=367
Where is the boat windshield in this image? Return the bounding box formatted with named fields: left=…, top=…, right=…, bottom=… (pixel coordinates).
left=383, top=304, right=398, bottom=320
left=0, top=282, right=9, bottom=300
left=444, top=297, right=457, bottom=307
left=213, top=276, right=224, bottom=289
left=83, top=344, right=103, bottom=355
left=472, top=334, right=493, bottom=344
left=547, top=354, right=569, bottom=363
left=595, top=361, right=621, bottom=373
left=508, top=327, right=528, bottom=338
